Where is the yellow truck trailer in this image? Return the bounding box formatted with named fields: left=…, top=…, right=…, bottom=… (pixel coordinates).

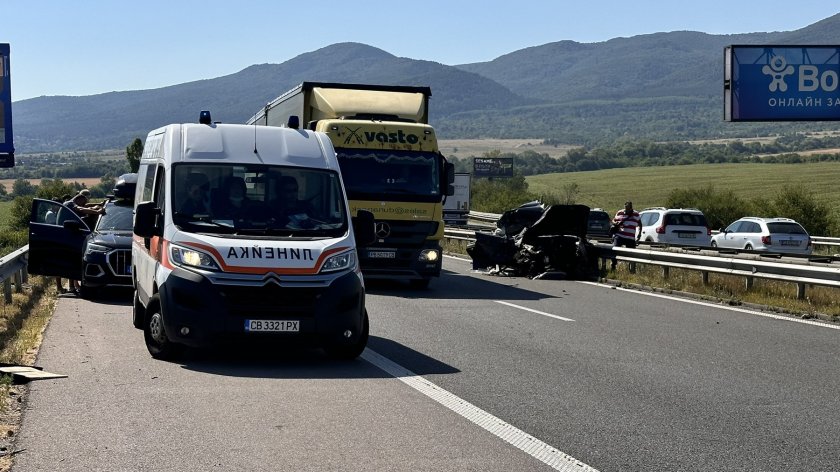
left=248, top=82, right=454, bottom=288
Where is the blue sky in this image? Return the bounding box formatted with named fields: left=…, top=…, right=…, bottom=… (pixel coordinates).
left=2, top=1, right=839, bottom=100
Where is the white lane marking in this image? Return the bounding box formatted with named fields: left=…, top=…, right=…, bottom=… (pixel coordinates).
left=362, top=349, right=599, bottom=472
left=578, top=281, right=840, bottom=330
left=495, top=300, right=575, bottom=322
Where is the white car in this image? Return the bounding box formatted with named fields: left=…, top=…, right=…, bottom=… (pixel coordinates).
left=637, top=207, right=712, bottom=247
left=711, top=217, right=812, bottom=255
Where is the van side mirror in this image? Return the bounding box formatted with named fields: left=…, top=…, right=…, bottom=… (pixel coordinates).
left=444, top=162, right=455, bottom=196
left=134, top=201, right=161, bottom=238
left=352, top=210, right=376, bottom=247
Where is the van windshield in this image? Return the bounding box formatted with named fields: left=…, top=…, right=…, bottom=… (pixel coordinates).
left=172, top=164, right=348, bottom=237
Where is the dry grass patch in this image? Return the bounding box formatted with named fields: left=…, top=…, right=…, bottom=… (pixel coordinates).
left=610, top=264, right=840, bottom=319
left=0, top=276, right=57, bottom=470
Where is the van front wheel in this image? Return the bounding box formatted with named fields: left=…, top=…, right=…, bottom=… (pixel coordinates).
left=144, top=295, right=180, bottom=360
left=324, top=310, right=369, bottom=360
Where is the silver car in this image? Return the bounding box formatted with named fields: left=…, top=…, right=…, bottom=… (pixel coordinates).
left=711, top=217, right=812, bottom=255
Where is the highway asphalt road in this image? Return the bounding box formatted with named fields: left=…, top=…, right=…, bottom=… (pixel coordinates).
left=13, top=256, right=840, bottom=471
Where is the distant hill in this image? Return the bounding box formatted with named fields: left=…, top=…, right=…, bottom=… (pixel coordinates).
left=12, top=13, right=840, bottom=152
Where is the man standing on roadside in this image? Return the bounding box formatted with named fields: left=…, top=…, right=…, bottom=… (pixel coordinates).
left=611, top=200, right=641, bottom=270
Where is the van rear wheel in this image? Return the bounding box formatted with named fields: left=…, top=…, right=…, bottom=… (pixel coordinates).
left=324, top=309, right=369, bottom=360
left=144, top=294, right=180, bottom=360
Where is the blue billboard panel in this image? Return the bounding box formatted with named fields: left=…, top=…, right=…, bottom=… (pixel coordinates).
left=0, top=43, right=13, bottom=167
left=725, top=45, right=840, bottom=121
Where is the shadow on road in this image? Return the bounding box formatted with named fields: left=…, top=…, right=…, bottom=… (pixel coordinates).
left=176, top=335, right=459, bottom=379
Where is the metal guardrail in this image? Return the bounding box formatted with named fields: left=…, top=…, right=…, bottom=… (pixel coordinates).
left=466, top=211, right=840, bottom=248
left=0, top=245, right=29, bottom=303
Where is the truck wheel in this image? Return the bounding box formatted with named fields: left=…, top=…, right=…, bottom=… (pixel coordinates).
left=409, top=278, right=431, bottom=289
left=132, top=290, right=144, bottom=330
left=325, top=309, right=369, bottom=360
left=144, top=294, right=180, bottom=360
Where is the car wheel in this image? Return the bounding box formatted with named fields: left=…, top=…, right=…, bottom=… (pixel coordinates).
left=744, top=243, right=753, bottom=251
left=143, top=294, right=180, bottom=360
left=132, top=289, right=144, bottom=330
left=324, top=309, right=369, bottom=360
left=710, top=241, right=717, bottom=248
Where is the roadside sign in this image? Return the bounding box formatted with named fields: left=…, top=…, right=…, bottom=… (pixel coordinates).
left=725, top=45, right=840, bottom=121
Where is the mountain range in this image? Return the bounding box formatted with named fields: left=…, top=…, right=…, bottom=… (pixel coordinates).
left=12, top=13, right=840, bottom=153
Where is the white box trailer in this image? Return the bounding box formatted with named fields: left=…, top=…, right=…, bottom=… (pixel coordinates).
left=443, top=173, right=470, bottom=225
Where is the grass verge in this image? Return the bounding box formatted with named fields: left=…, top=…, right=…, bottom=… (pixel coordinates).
left=0, top=275, right=57, bottom=471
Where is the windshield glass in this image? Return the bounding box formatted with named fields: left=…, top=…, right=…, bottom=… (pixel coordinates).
left=336, top=149, right=441, bottom=202
left=172, top=164, right=348, bottom=237
left=96, top=202, right=134, bottom=231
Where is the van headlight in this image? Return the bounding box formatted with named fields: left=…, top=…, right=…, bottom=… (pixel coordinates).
left=170, top=245, right=220, bottom=271
left=320, top=250, right=356, bottom=273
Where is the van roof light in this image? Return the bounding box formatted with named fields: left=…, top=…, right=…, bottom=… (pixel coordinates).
left=199, top=110, right=212, bottom=125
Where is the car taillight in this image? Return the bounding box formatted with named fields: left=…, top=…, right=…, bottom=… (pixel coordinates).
left=761, top=235, right=771, bottom=245
left=655, top=225, right=666, bottom=234
left=706, top=227, right=712, bottom=236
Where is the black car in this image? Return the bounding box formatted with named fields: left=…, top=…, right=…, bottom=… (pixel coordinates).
left=28, top=174, right=137, bottom=298
left=587, top=208, right=612, bottom=240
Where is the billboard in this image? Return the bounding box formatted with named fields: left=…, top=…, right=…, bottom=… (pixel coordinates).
left=0, top=43, right=13, bottom=167
left=473, top=157, right=513, bottom=178
left=725, top=45, right=840, bottom=121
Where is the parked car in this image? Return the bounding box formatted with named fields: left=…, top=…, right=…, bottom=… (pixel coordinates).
left=586, top=208, right=612, bottom=240
left=28, top=173, right=137, bottom=298
left=637, top=207, right=712, bottom=246
left=711, top=217, right=812, bottom=255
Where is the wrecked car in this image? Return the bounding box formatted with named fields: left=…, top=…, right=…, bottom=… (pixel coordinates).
left=466, top=202, right=600, bottom=280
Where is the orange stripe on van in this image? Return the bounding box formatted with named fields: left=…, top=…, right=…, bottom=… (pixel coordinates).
left=181, top=241, right=350, bottom=275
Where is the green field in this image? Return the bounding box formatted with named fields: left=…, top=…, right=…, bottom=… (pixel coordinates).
left=526, top=162, right=840, bottom=219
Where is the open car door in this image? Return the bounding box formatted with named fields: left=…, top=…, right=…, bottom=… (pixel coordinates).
left=28, top=199, right=90, bottom=279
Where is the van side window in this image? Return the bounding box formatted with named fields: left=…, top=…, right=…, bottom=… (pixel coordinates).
left=139, top=164, right=156, bottom=202
left=153, top=166, right=166, bottom=217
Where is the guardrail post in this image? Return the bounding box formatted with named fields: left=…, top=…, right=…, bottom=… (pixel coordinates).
left=3, top=279, right=11, bottom=303
left=745, top=276, right=754, bottom=290
left=629, top=261, right=636, bottom=274
left=662, top=266, right=670, bottom=279
left=701, top=271, right=709, bottom=285
left=13, top=271, right=22, bottom=293
left=21, top=268, right=28, bottom=284
left=796, top=283, right=806, bottom=300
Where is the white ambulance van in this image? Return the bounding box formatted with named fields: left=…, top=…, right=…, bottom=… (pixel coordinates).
left=132, top=112, right=375, bottom=360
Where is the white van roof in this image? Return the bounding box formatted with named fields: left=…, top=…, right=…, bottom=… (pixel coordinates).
left=152, top=123, right=338, bottom=171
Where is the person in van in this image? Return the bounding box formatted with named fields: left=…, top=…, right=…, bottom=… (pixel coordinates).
left=213, top=176, right=255, bottom=223
left=178, top=172, right=211, bottom=216
left=269, top=176, right=315, bottom=227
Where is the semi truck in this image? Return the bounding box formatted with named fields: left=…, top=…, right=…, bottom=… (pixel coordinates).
left=0, top=44, right=13, bottom=167
left=248, top=82, right=454, bottom=288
